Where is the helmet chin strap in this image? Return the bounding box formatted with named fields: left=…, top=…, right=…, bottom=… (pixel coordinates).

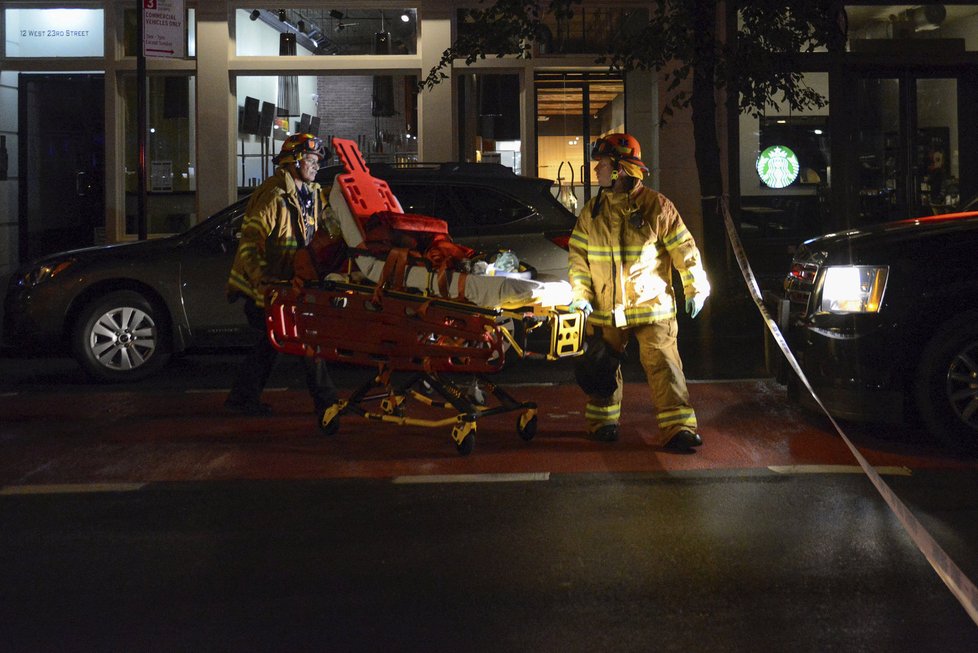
left=597, top=158, right=625, bottom=189
left=600, top=163, right=621, bottom=189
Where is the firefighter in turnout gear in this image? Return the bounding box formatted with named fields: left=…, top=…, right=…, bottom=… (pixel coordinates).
left=225, top=133, right=339, bottom=417
left=568, top=133, right=710, bottom=451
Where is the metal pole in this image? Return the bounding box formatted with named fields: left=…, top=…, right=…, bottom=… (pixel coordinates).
left=137, top=0, right=148, bottom=240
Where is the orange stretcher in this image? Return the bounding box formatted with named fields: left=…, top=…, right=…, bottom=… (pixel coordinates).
left=266, top=280, right=582, bottom=454
left=264, top=138, right=583, bottom=455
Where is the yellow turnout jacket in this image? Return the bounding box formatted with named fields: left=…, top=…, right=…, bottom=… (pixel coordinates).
left=226, top=167, right=332, bottom=307
left=568, top=185, right=710, bottom=327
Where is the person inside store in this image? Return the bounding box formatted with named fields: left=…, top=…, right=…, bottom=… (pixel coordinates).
left=567, top=133, right=711, bottom=452
left=225, top=133, right=339, bottom=418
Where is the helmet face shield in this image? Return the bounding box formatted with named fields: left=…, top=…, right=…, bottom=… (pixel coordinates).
left=274, top=133, right=328, bottom=165
left=590, top=133, right=649, bottom=178
left=297, top=136, right=326, bottom=159
left=590, top=138, right=617, bottom=161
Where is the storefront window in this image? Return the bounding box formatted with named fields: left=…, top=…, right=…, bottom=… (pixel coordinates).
left=236, top=73, right=418, bottom=188
left=738, top=73, right=829, bottom=240
left=854, top=76, right=960, bottom=223
left=845, top=5, right=978, bottom=53
left=457, top=73, right=522, bottom=173
left=123, top=75, right=197, bottom=235
left=535, top=72, right=624, bottom=213
left=457, top=6, right=647, bottom=56
left=234, top=8, right=417, bottom=56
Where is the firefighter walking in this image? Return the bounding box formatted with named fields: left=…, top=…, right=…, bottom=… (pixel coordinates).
left=568, top=133, right=710, bottom=451
left=225, top=133, right=339, bottom=418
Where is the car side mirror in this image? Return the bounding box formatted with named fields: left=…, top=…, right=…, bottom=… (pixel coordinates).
left=208, top=221, right=240, bottom=254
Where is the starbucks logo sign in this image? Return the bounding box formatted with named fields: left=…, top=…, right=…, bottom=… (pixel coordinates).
left=756, top=145, right=800, bottom=189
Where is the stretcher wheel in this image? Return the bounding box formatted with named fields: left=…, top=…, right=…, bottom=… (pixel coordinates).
left=319, top=403, right=342, bottom=436
left=452, top=419, right=476, bottom=456
left=517, top=410, right=538, bottom=441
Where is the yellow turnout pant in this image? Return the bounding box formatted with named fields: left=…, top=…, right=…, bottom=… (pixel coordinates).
left=585, top=319, right=697, bottom=444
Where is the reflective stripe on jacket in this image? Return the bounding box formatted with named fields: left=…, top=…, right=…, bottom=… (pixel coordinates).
left=227, top=167, right=333, bottom=307
left=568, top=185, right=710, bottom=327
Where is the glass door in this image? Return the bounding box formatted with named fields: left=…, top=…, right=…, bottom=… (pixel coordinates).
left=854, top=73, right=959, bottom=224
left=18, top=74, right=105, bottom=259
left=534, top=72, right=624, bottom=214
left=915, top=78, right=959, bottom=214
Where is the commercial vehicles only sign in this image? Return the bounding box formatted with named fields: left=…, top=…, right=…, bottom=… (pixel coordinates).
left=143, top=0, right=185, bottom=59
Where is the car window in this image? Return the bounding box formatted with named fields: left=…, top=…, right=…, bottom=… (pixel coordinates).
left=453, top=186, right=536, bottom=228
left=385, top=182, right=480, bottom=237
left=387, top=182, right=438, bottom=218
left=181, top=201, right=246, bottom=255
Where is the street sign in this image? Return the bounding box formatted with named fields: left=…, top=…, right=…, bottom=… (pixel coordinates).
left=143, top=0, right=185, bottom=59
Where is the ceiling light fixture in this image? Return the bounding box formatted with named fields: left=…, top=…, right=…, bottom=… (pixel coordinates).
left=400, top=13, right=410, bottom=22
left=278, top=9, right=287, bottom=22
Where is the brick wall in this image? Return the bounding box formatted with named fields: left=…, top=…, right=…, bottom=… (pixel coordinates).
left=317, top=75, right=416, bottom=158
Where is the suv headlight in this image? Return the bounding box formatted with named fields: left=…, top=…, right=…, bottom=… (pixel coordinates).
left=18, top=259, right=75, bottom=289
left=819, top=265, right=888, bottom=313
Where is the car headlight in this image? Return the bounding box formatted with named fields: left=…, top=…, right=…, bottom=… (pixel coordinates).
left=819, top=265, right=888, bottom=313
left=18, top=259, right=75, bottom=289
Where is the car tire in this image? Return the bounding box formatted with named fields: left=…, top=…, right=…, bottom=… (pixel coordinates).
left=71, top=290, right=170, bottom=383
left=914, top=311, right=978, bottom=454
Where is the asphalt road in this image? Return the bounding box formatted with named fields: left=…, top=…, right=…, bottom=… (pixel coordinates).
left=2, top=471, right=977, bottom=651
left=2, top=349, right=978, bottom=650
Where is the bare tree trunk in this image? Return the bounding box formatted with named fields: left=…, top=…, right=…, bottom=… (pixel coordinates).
left=691, top=0, right=728, bottom=284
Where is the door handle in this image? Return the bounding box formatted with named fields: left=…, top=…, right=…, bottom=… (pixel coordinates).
left=75, top=171, right=89, bottom=196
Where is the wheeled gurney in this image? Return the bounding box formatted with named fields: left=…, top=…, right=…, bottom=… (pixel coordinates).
left=265, top=138, right=583, bottom=455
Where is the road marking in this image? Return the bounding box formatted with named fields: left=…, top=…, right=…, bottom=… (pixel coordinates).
left=185, top=387, right=289, bottom=394
left=768, top=465, right=912, bottom=476
left=393, top=472, right=550, bottom=484
left=0, top=483, right=146, bottom=495
left=688, top=378, right=767, bottom=384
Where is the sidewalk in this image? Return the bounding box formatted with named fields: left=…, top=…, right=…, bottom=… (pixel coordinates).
left=2, top=379, right=973, bottom=488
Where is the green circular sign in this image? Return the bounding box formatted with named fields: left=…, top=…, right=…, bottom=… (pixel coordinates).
left=756, top=145, right=800, bottom=189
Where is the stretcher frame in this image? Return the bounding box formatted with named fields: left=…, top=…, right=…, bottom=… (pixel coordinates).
left=266, top=279, right=583, bottom=454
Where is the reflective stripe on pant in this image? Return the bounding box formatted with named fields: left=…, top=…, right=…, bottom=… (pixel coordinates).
left=585, top=362, right=622, bottom=432
left=586, top=319, right=697, bottom=444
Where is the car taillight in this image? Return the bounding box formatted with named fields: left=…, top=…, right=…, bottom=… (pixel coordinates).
left=547, top=232, right=571, bottom=250
left=787, top=262, right=818, bottom=285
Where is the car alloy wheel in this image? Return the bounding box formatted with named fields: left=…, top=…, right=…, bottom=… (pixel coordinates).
left=945, top=340, right=978, bottom=432
left=71, top=290, right=170, bottom=382
left=916, top=312, right=978, bottom=454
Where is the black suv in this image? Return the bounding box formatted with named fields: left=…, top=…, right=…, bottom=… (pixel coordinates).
left=3, top=163, right=575, bottom=382
left=778, top=211, right=978, bottom=453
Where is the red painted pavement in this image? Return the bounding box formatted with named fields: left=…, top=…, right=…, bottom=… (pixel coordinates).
left=1, top=380, right=975, bottom=486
